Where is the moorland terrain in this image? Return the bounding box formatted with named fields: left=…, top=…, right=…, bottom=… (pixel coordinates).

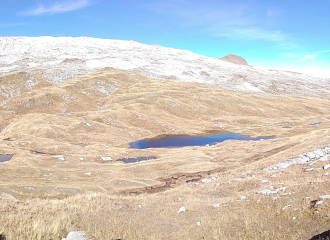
left=0, top=37, right=330, bottom=240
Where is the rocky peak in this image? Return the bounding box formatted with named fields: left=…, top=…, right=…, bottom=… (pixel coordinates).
left=220, top=53, right=248, bottom=65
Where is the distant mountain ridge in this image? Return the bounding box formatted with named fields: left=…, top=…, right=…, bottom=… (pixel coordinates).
left=0, top=36, right=329, bottom=99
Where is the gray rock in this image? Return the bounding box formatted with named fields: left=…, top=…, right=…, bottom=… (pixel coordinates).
left=62, top=231, right=86, bottom=240
left=306, top=152, right=316, bottom=159
left=303, top=168, right=315, bottom=172
left=239, top=196, right=248, bottom=201
left=240, top=170, right=251, bottom=177
left=177, top=206, right=186, bottom=213
left=324, top=164, right=330, bottom=170
left=298, top=155, right=311, bottom=162
left=0, top=193, right=16, bottom=200
left=315, top=201, right=324, bottom=206
left=320, top=195, right=330, bottom=200
left=282, top=205, right=291, bottom=210
left=319, top=155, right=329, bottom=161
left=257, top=187, right=287, bottom=196
left=308, top=160, right=317, bottom=166
left=263, top=146, right=330, bottom=172
left=54, top=155, right=65, bottom=161
left=101, top=156, right=112, bottom=161
left=314, top=149, right=324, bottom=157
left=257, top=189, right=275, bottom=196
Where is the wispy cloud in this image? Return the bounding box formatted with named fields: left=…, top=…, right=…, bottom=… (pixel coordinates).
left=303, top=50, right=330, bottom=60
left=267, top=9, right=282, bottom=18
left=146, top=1, right=292, bottom=48
left=189, top=9, right=293, bottom=48
left=208, top=26, right=286, bottom=42
left=303, top=53, right=318, bottom=60
left=0, top=23, right=26, bottom=28
left=21, top=0, right=90, bottom=16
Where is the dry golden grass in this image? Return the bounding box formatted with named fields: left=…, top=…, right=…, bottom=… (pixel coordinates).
left=1, top=69, right=330, bottom=239
left=1, top=175, right=330, bottom=240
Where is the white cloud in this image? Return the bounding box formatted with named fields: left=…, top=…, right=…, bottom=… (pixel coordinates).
left=303, top=50, right=330, bottom=60
left=303, top=54, right=318, bottom=60
left=21, top=0, right=90, bottom=16
left=202, top=24, right=294, bottom=49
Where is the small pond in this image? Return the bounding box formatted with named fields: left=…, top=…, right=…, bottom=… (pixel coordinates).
left=282, top=127, right=291, bottom=129
left=0, top=155, right=14, bottom=163
left=117, top=156, right=157, bottom=163
left=310, top=122, right=322, bottom=126
left=129, top=132, right=275, bottom=149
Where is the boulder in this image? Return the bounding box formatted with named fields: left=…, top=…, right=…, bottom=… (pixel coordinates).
left=177, top=206, right=186, bottom=213
left=62, top=231, right=86, bottom=240
left=0, top=193, right=16, bottom=200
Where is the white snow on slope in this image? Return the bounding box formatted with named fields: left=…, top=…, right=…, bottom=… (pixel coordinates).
left=0, top=36, right=329, bottom=97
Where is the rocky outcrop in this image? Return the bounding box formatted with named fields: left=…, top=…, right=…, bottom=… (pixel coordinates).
left=220, top=53, right=248, bottom=65
left=263, top=144, right=330, bottom=171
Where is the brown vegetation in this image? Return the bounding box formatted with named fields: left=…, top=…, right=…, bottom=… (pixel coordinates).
left=0, top=69, right=330, bottom=239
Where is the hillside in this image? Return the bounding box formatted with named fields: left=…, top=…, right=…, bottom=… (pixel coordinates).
left=0, top=36, right=329, bottom=99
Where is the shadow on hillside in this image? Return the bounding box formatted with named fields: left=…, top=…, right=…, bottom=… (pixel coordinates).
left=309, top=230, right=330, bottom=240
left=0, top=234, right=6, bottom=240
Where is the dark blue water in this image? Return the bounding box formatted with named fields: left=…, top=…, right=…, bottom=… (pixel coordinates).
left=0, top=155, right=13, bottom=163
left=129, top=133, right=275, bottom=149
left=31, top=151, right=46, bottom=155
left=117, top=156, right=157, bottom=163
left=310, top=122, right=322, bottom=126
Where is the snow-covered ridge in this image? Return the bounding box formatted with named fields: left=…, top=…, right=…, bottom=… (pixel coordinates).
left=0, top=36, right=329, bottom=98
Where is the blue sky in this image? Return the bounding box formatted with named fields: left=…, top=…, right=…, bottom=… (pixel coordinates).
left=1, top=0, right=330, bottom=78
